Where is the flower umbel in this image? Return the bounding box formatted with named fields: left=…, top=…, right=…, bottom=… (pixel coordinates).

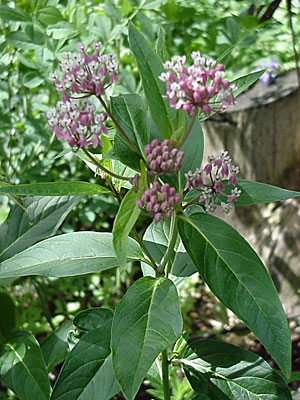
left=145, top=139, right=185, bottom=175
left=185, top=150, right=241, bottom=213
left=136, top=182, right=181, bottom=223
left=49, top=42, right=119, bottom=99
left=159, top=52, right=236, bottom=116
left=47, top=98, right=107, bottom=149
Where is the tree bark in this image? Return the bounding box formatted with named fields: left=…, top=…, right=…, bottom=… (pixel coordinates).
left=202, top=69, right=300, bottom=313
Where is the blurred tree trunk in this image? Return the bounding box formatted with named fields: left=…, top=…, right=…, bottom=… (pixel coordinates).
left=202, top=69, right=300, bottom=313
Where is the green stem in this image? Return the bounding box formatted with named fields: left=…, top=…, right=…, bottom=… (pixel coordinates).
left=177, top=109, right=198, bottom=149
left=132, top=227, right=157, bottom=270
left=162, top=349, right=171, bottom=400
left=96, top=95, right=138, bottom=153
left=182, top=193, right=202, bottom=210
left=82, top=148, right=131, bottom=181
left=157, top=214, right=178, bottom=275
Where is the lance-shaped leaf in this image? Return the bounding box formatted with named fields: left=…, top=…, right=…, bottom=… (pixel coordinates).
left=198, top=70, right=264, bottom=122
left=0, top=232, right=144, bottom=279
left=128, top=23, right=174, bottom=139
left=41, top=321, right=73, bottom=373
left=0, top=331, right=51, bottom=400
left=185, top=180, right=300, bottom=207
left=178, top=213, right=291, bottom=377
left=0, top=196, right=81, bottom=262
left=182, top=340, right=292, bottom=400
left=111, top=93, right=149, bottom=154
left=0, top=182, right=111, bottom=197
left=113, top=188, right=141, bottom=269
left=111, top=276, right=183, bottom=400
left=51, top=310, right=120, bottom=400
left=230, top=180, right=300, bottom=206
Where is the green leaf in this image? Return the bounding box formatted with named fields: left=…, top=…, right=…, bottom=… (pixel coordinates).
left=233, top=179, right=300, bottom=206
left=0, top=5, right=29, bottom=22
left=0, top=232, right=144, bottom=279
left=232, top=70, right=265, bottom=97
left=113, top=188, right=141, bottom=269
left=143, top=219, right=196, bottom=277
left=111, top=276, right=182, bottom=400
left=41, top=321, right=73, bottom=372
left=114, top=134, right=141, bottom=170
left=37, top=7, right=63, bottom=25
left=0, top=196, right=81, bottom=262
left=0, top=331, right=51, bottom=400
left=141, top=0, right=168, bottom=9
left=156, top=25, right=169, bottom=62
left=73, top=308, right=113, bottom=332
left=6, top=31, right=43, bottom=51
left=182, top=340, right=292, bottom=400
left=111, top=93, right=149, bottom=155
left=0, top=293, right=15, bottom=342
left=128, top=23, right=174, bottom=139
left=23, top=72, right=45, bottom=88
left=178, top=213, right=291, bottom=377
left=0, top=182, right=111, bottom=197
left=51, top=315, right=119, bottom=400
left=180, top=116, right=204, bottom=182
left=46, top=21, right=77, bottom=40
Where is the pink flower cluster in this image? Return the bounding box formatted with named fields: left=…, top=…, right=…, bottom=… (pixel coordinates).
left=145, top=139, right=184, bottom=175
left=47, top=98, right=107, bottom=149
left=159, top=52, right=236, bottom=116
left=49, top=42, right=119, bottom=99
left=185, top=150, right=241, bottom=213
left=136, top=182, right=181, bottom=223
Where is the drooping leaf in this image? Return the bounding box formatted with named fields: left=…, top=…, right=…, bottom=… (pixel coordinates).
left=0, top=232, right=144, bottom=279
left=111, top=276, right=182, bottom=400
left=0, top=182, right=111, bottom=197
left=0, top=331, right=51, bottom=400
left=128, top=23, right=174, bottom=139
left=0, top=196, right=81, bottom=262
left=178, top=213, right=291, bottom=377
left=51, top=314, right=119, bottom=400
left=74, top=308, right=113, bottom=332
left=113, top=188, right=141, bottom=268
left=232, top=179, right=300, bottom=206
left=0, top=293, right=15, bottom=342
left=182, top=340, right=292, bottom=399
left=41, top=321, right=73, bottom=372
